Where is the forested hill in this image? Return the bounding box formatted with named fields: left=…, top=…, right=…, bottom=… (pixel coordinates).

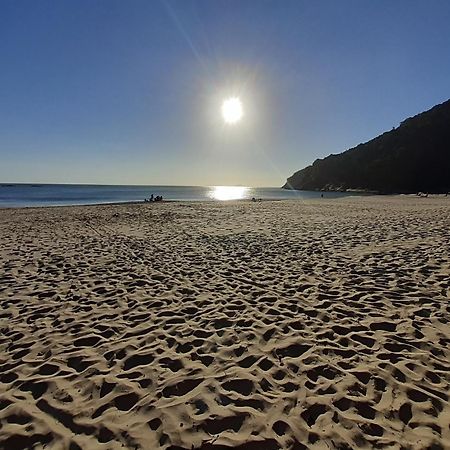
left=283, top=99, right=450, bottom=193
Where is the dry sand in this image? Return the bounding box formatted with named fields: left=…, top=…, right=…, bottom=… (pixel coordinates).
left=0, top=196, right=449, bottom=450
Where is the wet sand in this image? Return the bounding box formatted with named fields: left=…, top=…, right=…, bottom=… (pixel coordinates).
left=0, top=196, right=449, bottom=449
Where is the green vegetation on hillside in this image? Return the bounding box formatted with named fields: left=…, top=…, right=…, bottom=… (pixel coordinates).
left=284, top=99, right=450, bottom=193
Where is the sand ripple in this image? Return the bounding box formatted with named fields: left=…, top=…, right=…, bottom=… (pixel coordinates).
left=0, top=197, right=449, bottom=449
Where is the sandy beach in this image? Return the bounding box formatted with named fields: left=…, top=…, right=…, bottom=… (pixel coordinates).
left=0, top=196, right=449, bottom=450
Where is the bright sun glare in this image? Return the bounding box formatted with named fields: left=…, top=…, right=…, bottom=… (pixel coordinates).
left=210, top=186, right=249, bottom=201
left=221, top=97, right=243, bottom=124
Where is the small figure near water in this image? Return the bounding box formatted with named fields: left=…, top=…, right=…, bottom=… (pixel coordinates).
left=144, top=194, right=160, bottom=202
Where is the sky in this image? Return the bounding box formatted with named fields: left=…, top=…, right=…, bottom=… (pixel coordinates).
left=1, top=0, right=450, bottom=186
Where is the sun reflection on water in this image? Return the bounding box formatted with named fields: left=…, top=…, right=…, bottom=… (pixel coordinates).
left=209, top=185, right=249, bottom=201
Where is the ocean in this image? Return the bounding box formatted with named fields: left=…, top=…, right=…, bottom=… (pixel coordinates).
left=0, top=184, right=351, bottom=208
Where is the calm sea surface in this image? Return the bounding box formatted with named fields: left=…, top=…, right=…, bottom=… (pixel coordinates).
left=0, top=184, right=351, bottom=208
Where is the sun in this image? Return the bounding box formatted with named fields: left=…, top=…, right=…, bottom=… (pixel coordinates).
left=221, top=97, right=243, bottom=124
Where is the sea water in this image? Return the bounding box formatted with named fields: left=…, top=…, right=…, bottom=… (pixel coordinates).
left=0, top=184, right=351, bottom=208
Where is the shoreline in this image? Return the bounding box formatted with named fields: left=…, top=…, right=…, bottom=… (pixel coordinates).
left=1, top=192, right=448, bottom=211
left=0, top=185, right=385, bottom=210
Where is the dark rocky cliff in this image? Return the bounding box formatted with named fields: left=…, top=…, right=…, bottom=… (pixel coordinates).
left=283, top=99, right=450, bottom=193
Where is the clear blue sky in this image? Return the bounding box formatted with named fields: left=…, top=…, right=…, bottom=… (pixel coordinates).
left=1, top=0, right=449, bottom=186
